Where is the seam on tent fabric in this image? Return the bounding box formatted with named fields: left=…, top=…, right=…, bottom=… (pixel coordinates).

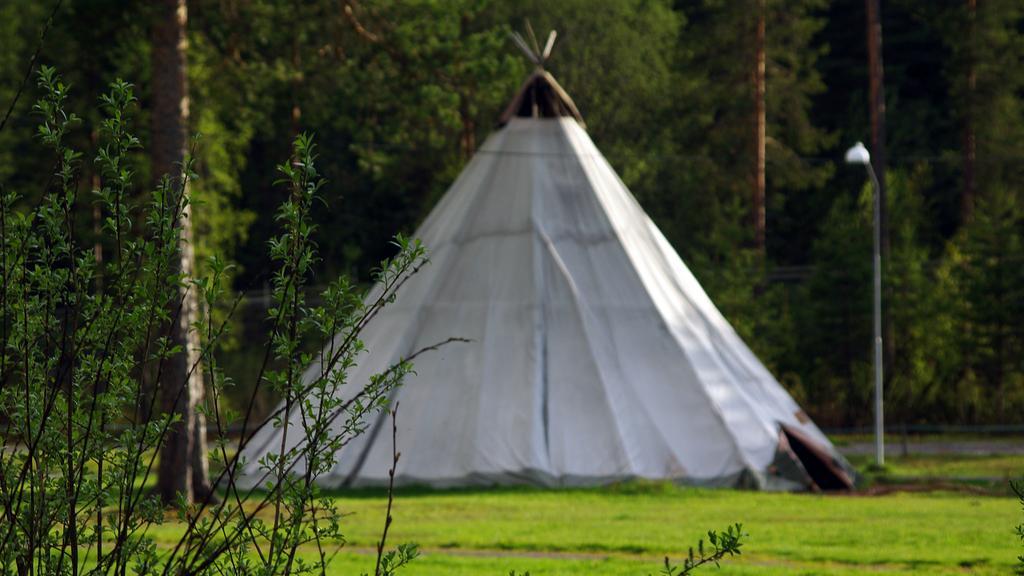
left=535, top=224, right=634, bottom=476
left=532, top=144, right=684, bottom=474
left=530, top=152, right=552, bottom=469
left=564, top=125, right=754, bottom=476
left=470, top=261, right=502, bottom=473
left=576, top=233, right=685, bottom=475
left=537, top=124, right=637, bottom=475
left=540, top=307, right=549, bottom=462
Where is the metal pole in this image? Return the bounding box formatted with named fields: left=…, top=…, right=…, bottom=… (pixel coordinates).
left=866, top=163, right=884, bottom=467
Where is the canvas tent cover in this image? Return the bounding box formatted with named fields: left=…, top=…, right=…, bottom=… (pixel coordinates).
left=237, top=72, right=855, bottom=491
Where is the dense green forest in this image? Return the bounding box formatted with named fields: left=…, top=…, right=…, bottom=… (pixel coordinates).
left=1, top=0, right=1022, bottom=428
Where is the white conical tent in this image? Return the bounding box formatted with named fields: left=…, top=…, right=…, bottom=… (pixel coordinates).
left=237, top=70, right=855, bottom=491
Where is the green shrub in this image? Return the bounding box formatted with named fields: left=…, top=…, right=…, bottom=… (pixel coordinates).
left=0, top=67, right=426, bottom=576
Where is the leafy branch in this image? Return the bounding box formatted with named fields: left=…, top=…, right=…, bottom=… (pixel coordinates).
left=654, top=524, right=745, bottom=576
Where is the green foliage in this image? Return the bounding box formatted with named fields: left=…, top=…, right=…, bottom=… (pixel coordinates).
left=0, top=1, right=48, bottom=182
left=0, top=68, right=425, bottom=576
left=795, top=185, right=871, bottom=421
left=188, top=37, right=256, bottom=270
left=664, top=0, right=832, bottom=262
left=934, top=0, right=1024, bottom=197
left=797, top=167, right=970, bottom=425
left=1, top=68, right=193, bottom=575
left=945, top=188, right=1024, bottom=422
left=882, top=169, right=956, bottom=422
left=369, top=543, right=420, bottom=576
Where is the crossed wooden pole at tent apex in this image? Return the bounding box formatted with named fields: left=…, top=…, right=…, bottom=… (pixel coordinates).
left=510, top=22, right=557, bottom=69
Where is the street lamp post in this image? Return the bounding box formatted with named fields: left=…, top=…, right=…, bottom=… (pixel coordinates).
left=845, top=141, right=884, bottom=467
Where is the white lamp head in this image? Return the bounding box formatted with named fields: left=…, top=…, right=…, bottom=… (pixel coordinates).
left=845, top=141, right=871, bottom=165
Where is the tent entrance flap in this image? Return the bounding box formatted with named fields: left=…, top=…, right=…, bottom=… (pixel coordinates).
left=780, top=424, right=854, bottom=491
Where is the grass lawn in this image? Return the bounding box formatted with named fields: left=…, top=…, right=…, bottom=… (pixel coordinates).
left=149, top=480, right=1021, bottom=575
left=325, top=484, right=1019, bottom=575
left=847, top=453, right=1024, bottom=482
left=140, top=448, right=1022, bottom=574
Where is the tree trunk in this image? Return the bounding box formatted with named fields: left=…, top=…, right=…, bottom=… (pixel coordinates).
left=865, top=0, right=888, bottom=258
left=191, top=388, right=213, bottom=501
left=962, top=0, right=977, bottom=222
left=865, top=0, right=894, bottom=382
left=751, top=0, right=766, bottom=253
left=152, top=0, right=210, bottom=506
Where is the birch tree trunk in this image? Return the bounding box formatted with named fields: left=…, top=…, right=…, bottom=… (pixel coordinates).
left=152, top=0, right=211, bottom=505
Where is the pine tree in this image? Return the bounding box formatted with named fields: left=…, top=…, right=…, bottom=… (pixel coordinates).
left=950, top=189, right=1024, bottom=421
left=800, top=189, right=873, bottom=424
left=938, top=0, right=1024, bottom=222
left=883, top=167, right=959, bottom=427
left=656, top=0, right=833, bottom=289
